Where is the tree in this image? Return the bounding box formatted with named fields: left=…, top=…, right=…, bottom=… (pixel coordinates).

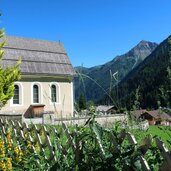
left=78, top=93, right=86, bottom=110
left=0, top=28, right=21, bottom=108
left=133, top=86, right=140, bottom=111
left=87, top=100, right=95, bottom=110
left=166, top=40, right=171, bottom=107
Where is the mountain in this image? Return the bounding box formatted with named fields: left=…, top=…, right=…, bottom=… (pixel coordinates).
left=74, top=40, right=158, bottom=102
left=106, top=35, right=171, bottom=109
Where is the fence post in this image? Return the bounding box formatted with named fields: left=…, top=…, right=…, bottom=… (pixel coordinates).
left=156, top=138, right=171, bottom=171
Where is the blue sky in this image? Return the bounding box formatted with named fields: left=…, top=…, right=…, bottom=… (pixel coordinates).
left=0, top=0, right=171, bottom=67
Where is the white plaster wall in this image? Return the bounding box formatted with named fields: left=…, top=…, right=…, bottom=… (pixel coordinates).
left=1, top=80, right=74, bottom=117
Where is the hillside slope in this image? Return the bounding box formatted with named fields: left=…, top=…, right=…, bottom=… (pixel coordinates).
left=107, top=36, right=171, bottom=109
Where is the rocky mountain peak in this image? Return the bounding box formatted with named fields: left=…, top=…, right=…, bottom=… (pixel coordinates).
left=127, top=40, right=158, bottom=60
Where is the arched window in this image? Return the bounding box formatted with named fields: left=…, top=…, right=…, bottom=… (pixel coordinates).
left=50, top=83, right=60, bottom=104
left=51, top=84, right=57, bottom=102
left=33, top=84, right=39, bottom=103
left=11, top=82, right=23, bottom=106
left=13, top=85, right=19, bottom=104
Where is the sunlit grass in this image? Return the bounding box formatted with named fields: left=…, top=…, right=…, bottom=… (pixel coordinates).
left=131, top=125, right=171, bottom=150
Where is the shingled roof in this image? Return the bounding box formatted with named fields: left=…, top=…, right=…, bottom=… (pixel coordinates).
left=133, top=110, right=171, bottom=121
left=0, top=36, right=75, bottom=77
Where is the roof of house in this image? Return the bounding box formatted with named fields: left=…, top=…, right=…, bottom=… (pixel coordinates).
left=145, top=110, right=171, bottom=121
left=132, top=110, right=147, bottom=118
left=133, top=110, right=171, bottom=121
left=96, top=105, right=114, bottom=112
left=0, top=36, right=75, bottom=77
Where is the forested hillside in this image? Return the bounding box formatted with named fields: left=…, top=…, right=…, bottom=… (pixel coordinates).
left=105, top=36, right=171, bottom=110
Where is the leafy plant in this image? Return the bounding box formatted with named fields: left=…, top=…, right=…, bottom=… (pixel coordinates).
left=0, top=23, right=21, bottom=108
left=0, top=117, right=170, bottom=170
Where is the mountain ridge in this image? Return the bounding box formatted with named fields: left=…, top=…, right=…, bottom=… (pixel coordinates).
left=74, top=40, right=158, bottom=103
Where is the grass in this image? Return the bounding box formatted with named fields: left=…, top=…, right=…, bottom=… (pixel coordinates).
left=130, top=125, right=171, bottom=150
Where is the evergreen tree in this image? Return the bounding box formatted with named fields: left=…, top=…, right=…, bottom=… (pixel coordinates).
left=133, top=86, right=140, bottom=111
left=87, top=100, right=95, bottom=110
left=0, top=28, right=21, bottom=108
left=78, top=93, right=86, bottom=110
left=166, top=38, right=171, bottom=107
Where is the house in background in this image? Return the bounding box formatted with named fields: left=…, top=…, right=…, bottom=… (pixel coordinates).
left=133, top=110, right=171, bottom=125
left=0, top=36, right=75, bottom=118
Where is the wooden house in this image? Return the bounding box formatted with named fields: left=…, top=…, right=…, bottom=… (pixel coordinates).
left=133, top=110, right=171, bottom=125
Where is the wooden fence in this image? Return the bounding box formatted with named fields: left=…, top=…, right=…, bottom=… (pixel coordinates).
left=0, top=118, right=171, bottom=171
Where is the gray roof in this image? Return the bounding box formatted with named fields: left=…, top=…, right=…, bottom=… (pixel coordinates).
left=0, top=36, right=75, bottom=77
left=96, top=105, right=114, bottom=112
